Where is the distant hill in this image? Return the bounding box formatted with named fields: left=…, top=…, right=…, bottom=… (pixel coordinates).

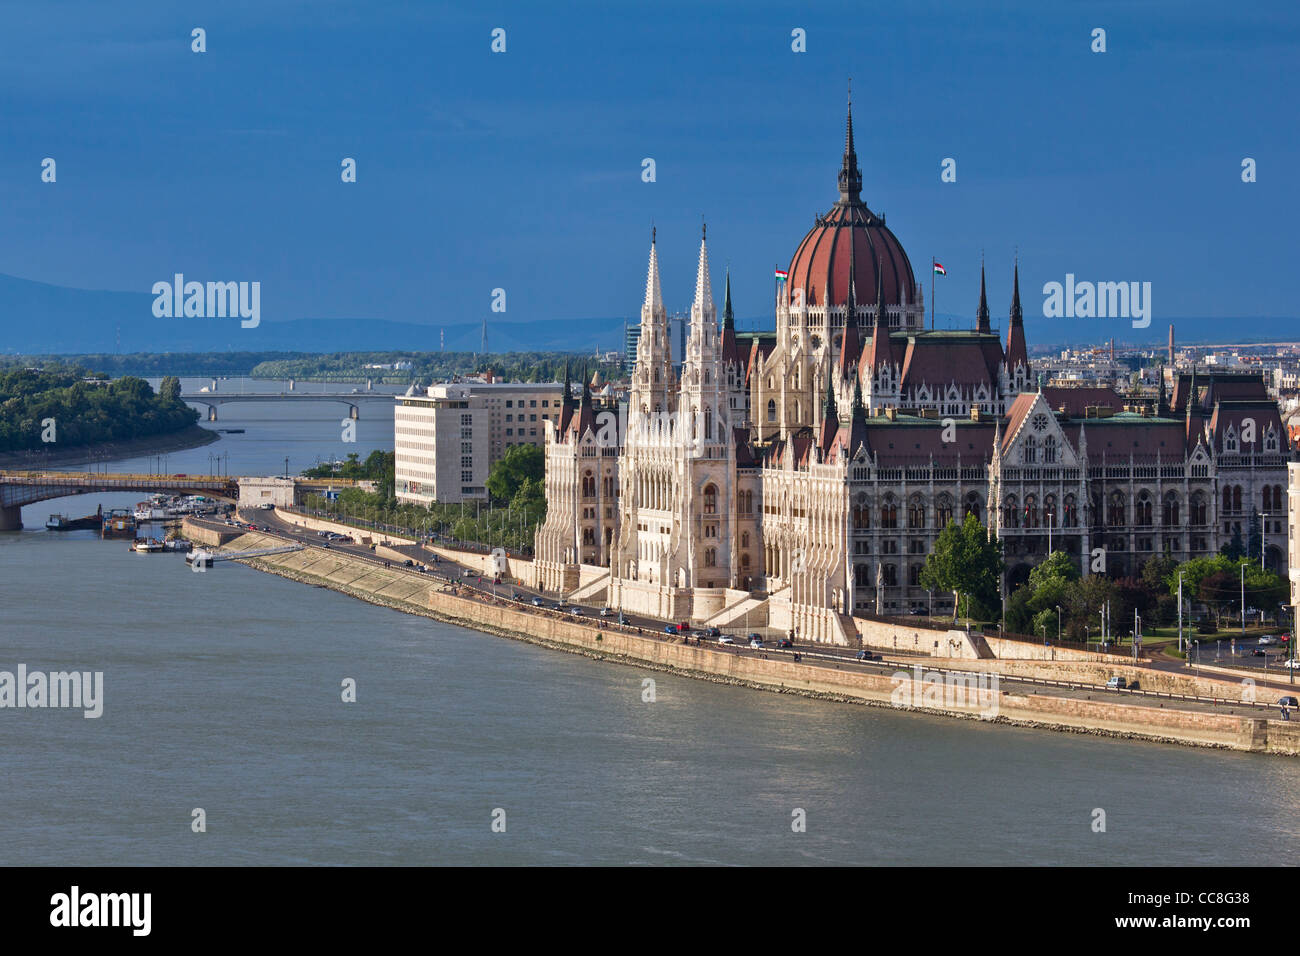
left=0, top=273, right=1294, bottom=354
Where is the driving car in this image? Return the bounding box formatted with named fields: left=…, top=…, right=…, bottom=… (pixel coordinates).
left=600, top=607, right=613, bottom=617
left=777, top=638, right=793, bottom=649
left=749, top=637, right=764, bottom=648
left=532, top=597, right=544, bottom=607
left=718, top=636, right=736, bottom=645
left=569, top=607, right=583, bottom=616
left=703, top=626, right=721, bottom=638
left=1278, top=696, right=1300, bottom=708
left=1285, top=659, right=1300, bottom=670
left=1105, top=676, right=1127, bottom=690
left=663, top=625, right=677, bottom=635
left=1258, top=635, right=1278, bottom=646
left=856, top=649, right=880, bottom=661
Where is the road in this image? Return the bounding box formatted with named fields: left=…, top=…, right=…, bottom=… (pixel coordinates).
left=189, top=506, right=1296, bottom=717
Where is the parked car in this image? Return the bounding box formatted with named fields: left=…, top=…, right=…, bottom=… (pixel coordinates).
left=1105, top=676, right=1127, bottom=690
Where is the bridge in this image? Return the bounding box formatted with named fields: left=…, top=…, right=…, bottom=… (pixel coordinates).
left=0, top=471, right=240, bottom=530
left=184, top=383, right=396, bottom=421
left=0, top=471, right=366, bottom=530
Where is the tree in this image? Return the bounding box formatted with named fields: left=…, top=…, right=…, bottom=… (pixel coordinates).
left=158, top=375, right=182, bottom=403
left=919, top=514, right=1004, bottom=622
left=486, top=444, right=544, bottom=504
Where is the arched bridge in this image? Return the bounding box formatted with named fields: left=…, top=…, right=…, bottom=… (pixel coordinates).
left=0, top=471, right=239, bottom=530
left=185, top=391, right=395, bottom=421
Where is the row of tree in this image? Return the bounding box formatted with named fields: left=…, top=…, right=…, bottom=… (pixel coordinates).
left=919, top=515, right=1289, bottom=639
left=0, top=366, right=198, bottom=452
left=252, top=351, right=620, bottom=385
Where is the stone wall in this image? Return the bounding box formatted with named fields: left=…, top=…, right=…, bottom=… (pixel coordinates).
left=233, top=538, right=1299, bottom=756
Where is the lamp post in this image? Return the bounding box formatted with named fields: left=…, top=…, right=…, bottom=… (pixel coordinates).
left=1056, top=605, right=1062, bottom=642
left=1241, top=562, right=1246, bottom=638
left=1177, top=570, right=1184, bottom=654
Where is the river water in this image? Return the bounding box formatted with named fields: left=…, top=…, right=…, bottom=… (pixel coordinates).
left=2, top=379, right=1298, bottom=865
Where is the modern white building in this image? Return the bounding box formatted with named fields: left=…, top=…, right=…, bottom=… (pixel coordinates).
left=394, top=380, right=566, bottom=505
left=1289, top=462, right=1300, bottom=613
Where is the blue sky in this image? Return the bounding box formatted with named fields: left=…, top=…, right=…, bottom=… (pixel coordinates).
left=0, top=0, right=1295, bottom=346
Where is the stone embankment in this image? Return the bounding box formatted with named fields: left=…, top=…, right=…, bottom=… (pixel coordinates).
left=204, top=531, right=1300, bottom=757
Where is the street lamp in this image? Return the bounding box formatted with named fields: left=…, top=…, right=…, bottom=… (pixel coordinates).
left=1056, top=605, right=1062, bottom=642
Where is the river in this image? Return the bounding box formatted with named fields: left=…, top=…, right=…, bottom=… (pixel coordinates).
left=3, top=378, right=1298, bottom=865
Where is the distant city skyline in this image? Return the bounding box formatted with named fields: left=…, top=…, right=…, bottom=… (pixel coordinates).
left=0, top=1, right=1295, bottom=348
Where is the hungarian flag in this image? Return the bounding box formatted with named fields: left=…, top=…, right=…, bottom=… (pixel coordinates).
left=774, top=269, right=789, bottom=281
left=933, top=262, right=946, bottom=276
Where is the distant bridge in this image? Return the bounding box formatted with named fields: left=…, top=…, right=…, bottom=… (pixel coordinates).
left=184, top=384, right=396, bottom=421
left=0, top=471, right=240, bottom=530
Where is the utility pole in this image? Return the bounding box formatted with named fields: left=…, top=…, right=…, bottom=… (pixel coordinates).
left=1241, top=562, right=1246, bottom=637
left=1178, top=571, right=1184, bottom=654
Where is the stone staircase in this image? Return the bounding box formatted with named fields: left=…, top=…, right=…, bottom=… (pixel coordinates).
left=566, top=570, right=610, bottom=605
left=702, top=592, right=769, bottom=630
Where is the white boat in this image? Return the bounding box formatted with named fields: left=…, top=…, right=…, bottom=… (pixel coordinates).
left=130, top=538, right=165, bottom=553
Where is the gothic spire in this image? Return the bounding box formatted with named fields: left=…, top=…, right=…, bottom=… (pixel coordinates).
left=692, top=226, right=714, bottom=317
left=722, top=269, right=734, bottom=330
left=643, top=232, right=664, bottom=318
left=1005, top=259, right=1029, bottom=371
left=976, top=260, right=990, bottom=334
left=837, top=84, right=863, bottom=205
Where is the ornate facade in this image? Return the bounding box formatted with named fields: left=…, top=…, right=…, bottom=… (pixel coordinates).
left=535, top=100, right=1292, bottom=642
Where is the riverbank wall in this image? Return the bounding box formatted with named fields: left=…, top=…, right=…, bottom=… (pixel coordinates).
left=221, top=534, right=1300, bottom=757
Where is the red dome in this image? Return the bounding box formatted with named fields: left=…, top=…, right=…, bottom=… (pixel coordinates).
left=783, top=101, right=917, bottom=309
left=785, top=204, right=917, bottom=309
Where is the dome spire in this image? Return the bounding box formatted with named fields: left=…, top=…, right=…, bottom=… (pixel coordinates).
left=837, top=81, right=863, bottom=205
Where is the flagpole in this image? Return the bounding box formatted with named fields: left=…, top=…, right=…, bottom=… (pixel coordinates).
left=931, top=257, right=935, bottom=330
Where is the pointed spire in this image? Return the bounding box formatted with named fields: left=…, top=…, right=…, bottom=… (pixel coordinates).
left=852, top=375, right=865, bottom=418
left=864, top=265, right=896, bottom=374
left=1005, top=259, right=1029, bottom=372
left=823, top=372, right=838, bottom=422
left=837, top=82, right=863, bottom=205
left=722, top=270, right=734, bottom=330
left=693, top=227, right=713, bottom=314
left=976, top=260, right=990, bottom=334
left=643, top=233, right=664, bottom=316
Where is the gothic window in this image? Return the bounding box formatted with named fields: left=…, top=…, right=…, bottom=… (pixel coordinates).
left=703, top=484, right=717, bottom=515
left=1022, top=435, right=1038, bottom=464
left=1223, top=486, right=1232, bottom=513
left=582, top=471, right=596, bottom=498
left=1266, top=428, right=1278, bottom=452
left=880, top=496, right=898, bottom=529
left=704, top=407, right=713, bottom=440
left=935, top=494, right=954, bottom=528
left=741, top=531, right=750, bottom=549
left=1044, top=494, right=1057, bottom=528
left=705, top=547, right=716, bottom=567
left=741, top=553, right=751, bottom=571
left=767, top=399, right=776, bottom=422
left=883, top=564, right=898, bottom=587
left=1233, top=486, right=1242, bottom=512
left=1024, top=494, right=1039, bottom=528
left=1063, top=494, right=1078, bottom=528
left=964, top=492, right=982, bottom=522
left=854, top=563, right=871, bottom=587
left=909, top=564, right=921, bottom=587
left=1043, top=434, right=1058, bottom=464
left=907, top=495, right=925, bottom=529
left=1224, top=427, right=1237, bottom=452
left=1190, top=492, right=1207, bottom=525
left=1003, top=495, right=1019, bottom=529
left=1163, top=492, right=1180, bottom=526
left=1136, top=492, right=1153, bottom=526
left=1107, top=492, right=1126, bottom=527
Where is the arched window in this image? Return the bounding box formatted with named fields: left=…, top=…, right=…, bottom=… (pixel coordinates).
left=704, top=407, right=712, bottom=440
left=1023, top=435, right=1038, bottom=464
left=935, top=494, right=954, bottom=528
left=1024, top=494, right=1039, bottom=528
left=1043, top=435, right=1058, bottom=464
left=1136, top=492, right=1153, bottom=526
left=964, top=492, right=981, bottom=522
left=1044, top=494, right=1057, bottom=528
left=741, top=553, right=751, bottom=571
left=703, top=484, right=717, bottom=515
left=1263, top=486, right=1273, bottom=510
left=1063, top=494, right=1078, bottom=528
left=880, top=496, right=898, bottom=529
left=1191, top=493, right=1207, bottom=525
left=704, top=547, right=716, bottom=567
left=853, top=493, right=871, bottom=530
left=1163, top=492, right=1180, bottom=526
left=741, top=531, right=750, bottom=549
left=908, top=495, right=926, bottom=529
left=1223, top=486, right=1233, bottom=513
left=1107, top=492, right=1125, bottom=527
left=1233, top=486, right=1242, bottom=512
left=767, top=399, right=776, bottom=422
left=581, top=471, right=596, bottom=498
left=1003, top=495, right=1020, bottom=529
